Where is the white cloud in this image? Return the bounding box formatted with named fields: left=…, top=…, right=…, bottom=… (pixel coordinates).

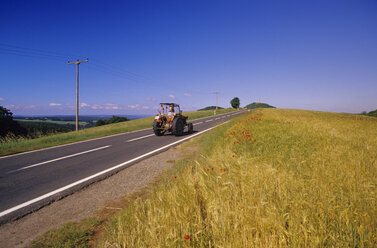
left=169, top=94, right=175, bottom=99
left=105, top=103, right=117, bottom=106
left=6, top=104, right=39, bottom=110
left=5, top=104, right=16, bottom=109
left=105, top=103, right=120, bottom=110
left=91, top=104, right=103, bottom=110
left=0, top=97, right=5, bottom=101
left=49, top=103, right=62, bottom=107
left=145, top=97, right=156, bottom=102
left=184, top=93, right=191, bottom=97
left=127, top=104, right=151, bottom=110
left=24, top=105, right=39, bottom=109
left=128, top=104, right=141, bottom=109
left=80, top=102, right=90, bottom=108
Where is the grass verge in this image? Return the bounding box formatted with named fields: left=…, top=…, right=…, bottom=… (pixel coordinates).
left=0, top=108, right=236, bottom=157
left=30, top=217, right=102, bottom=248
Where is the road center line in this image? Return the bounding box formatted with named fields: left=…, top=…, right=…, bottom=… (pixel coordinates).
left=0, top=121, right=229, bottom=218
left=195, top=122, right=203, bottom=125
left=126, top=134, right=155, bottom=142
left=205, top=119, right=213, bottom=122
left=10, top=145, right=111, bottom=173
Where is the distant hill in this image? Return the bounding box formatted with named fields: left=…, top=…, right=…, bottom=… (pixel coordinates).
left=245, top=102, right=275, bottom=109
left=364, top=109, right=377, bottom=117
left=198, top=106, right=224, bottom=111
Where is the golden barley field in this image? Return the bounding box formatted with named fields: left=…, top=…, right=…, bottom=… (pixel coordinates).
left=99, top=109, right=377, bottom=247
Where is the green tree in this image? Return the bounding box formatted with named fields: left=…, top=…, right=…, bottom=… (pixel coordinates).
left=230, top=97, right=240, bottom=109
left=95, top=119, right=106, bottom=127
left=0, top=106, right=27, bottom=137
left=95, top=116, right=129, bottom=126
left=108, top=115, right=129, bottom=123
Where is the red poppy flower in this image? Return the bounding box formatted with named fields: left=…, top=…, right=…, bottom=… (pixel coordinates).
left=184, top=235, right=190, bottom=240
left=174, top=176, right=177, bottom=179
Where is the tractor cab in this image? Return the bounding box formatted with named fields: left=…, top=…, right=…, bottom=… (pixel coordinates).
left=158, top=103, right=181, bottom=122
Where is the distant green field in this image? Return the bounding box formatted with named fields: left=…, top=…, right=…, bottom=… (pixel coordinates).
left=15, top=119, right=90, bottom=126
left=1, top=108, right=236, bottom=156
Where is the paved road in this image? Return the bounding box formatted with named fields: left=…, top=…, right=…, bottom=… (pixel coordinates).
left=0, top=110, right=246, bottom=223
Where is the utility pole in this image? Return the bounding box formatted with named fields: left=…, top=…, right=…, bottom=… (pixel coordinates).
left=213, top=92, right=219, bottom=115
left=68, top=58, right=88, bottom=133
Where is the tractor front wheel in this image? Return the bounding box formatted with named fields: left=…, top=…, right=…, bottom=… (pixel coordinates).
left=153, top=120, right=164, bottom=136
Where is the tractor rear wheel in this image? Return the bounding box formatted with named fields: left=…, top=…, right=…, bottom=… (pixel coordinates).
left=153, top=120, right=163, bottom=136
left=172, top=118, right=184, bottom=136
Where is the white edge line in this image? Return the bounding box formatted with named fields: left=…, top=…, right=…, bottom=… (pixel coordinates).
left=12, top=145, right=111, bottom=172
left=0, top=121, right=230, bottom=218
left=0, top=111, right=241, bottom=160
left=126, top=134, right=155, bottom=142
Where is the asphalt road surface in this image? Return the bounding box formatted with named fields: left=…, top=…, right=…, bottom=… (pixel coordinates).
left=0, top=110, right=247, bottom=223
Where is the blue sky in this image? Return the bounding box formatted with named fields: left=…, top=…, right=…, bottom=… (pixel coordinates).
left=1, top=0, right=376, bottom=115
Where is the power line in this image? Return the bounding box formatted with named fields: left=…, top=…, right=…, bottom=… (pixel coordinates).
left=0, top=43, right=215, bottom=97
left=0, top=42, right=83, bottom=59
left=90, top=59, right=150, bottom=81
left=0, top=50, right=65, bottom=62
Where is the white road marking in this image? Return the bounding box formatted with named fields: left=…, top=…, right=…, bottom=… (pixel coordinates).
left=0, top=121, right=229, bottom=218
left=195, top=122, right=203, bottom=125
left=126, top=134, right=155, bottom=142
left=10, top=145, right=111, bottom=172
left=205, top=119, right=213, bottom=122
left=215, top=118, right=220, bottom=120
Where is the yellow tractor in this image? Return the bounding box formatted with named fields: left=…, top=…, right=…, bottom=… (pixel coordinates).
left=153, top=103, right=193, bottom=136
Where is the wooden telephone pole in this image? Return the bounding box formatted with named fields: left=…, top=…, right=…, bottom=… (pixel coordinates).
left=68, top=58, right=88, bottom=133
left=214, top=92, right=219, bottom=115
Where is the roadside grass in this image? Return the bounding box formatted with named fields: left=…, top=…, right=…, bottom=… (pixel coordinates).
left=95, top=108, right=376, bottom=247
left=30, top=217, right=102, bottom=248
left=0, top=108, right=235, bottom=157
